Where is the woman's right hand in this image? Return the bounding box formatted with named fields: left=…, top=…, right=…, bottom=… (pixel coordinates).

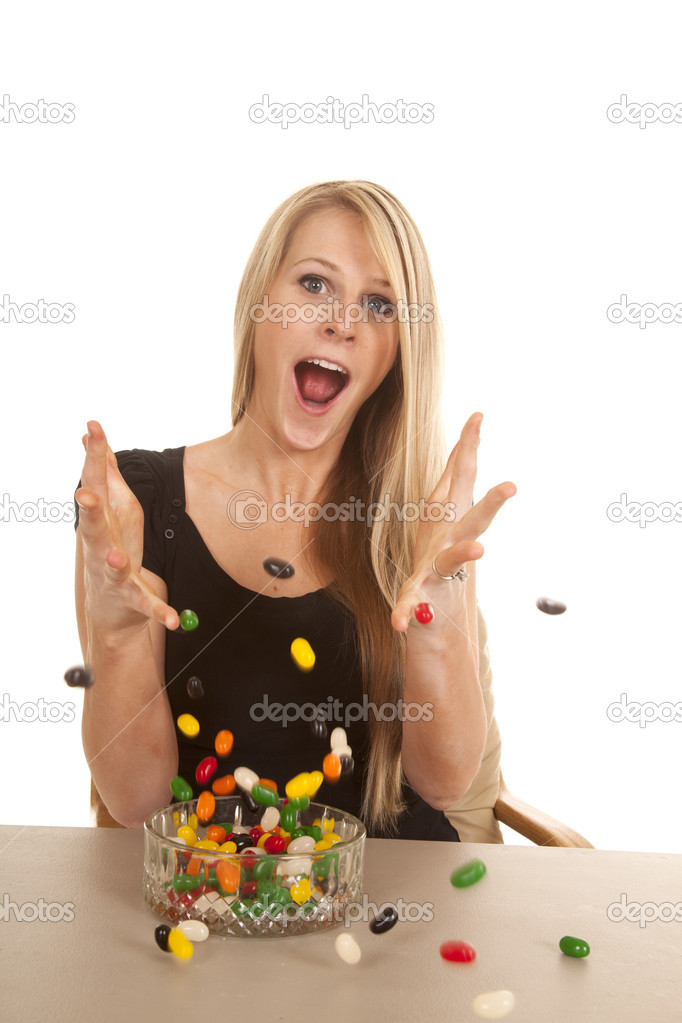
left=75, top=420, right=180, bottom=636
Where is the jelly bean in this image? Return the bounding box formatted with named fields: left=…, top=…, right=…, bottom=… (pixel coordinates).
left=323, top=753, right=342, bottom=784
left=287, top=836, right=316, bottom=854
left=186, top=676, right=204, bottom=699
left=308, top=771, right=324, bottom=796
left=253, top=857, right=277, bottom=881
left=315, top=839, right=333, bottom=851
left=326, top=833, right=342, bottom=844
left=195, top=839, right=220, bottom=851
left=313, top=853, right=338, bottom=878
left=188, top=813, right=199, bottom=831
left=290, top=878, right=312, bottom=905
left=280, top=804, right=298, bottom=833
left=258, top=778, right=278, bottom=791
left=335, top=932, right=361, bottom=965
left=249, top=826, right=265, bottom=842
left=195, top=756, right=218, bottom=786
left=196, top=791, right=215, bottom=824
left=176, top=826, right=198, bottom=846
left=154, top=924, right=171, bottom=951
left=172, top=811, right=179, bottom=826
left=472, top=990, right=515, bottom=1019
left=440, top=940, right=476, bottom=962
left=177, top=919, right=209, bottom=942
left=311, top=718, right=328, bottom=740
left=234, top=766, right=259, bottom=793
left=242, top=880, right=258, bottom=898
left=263, top=556, right=295, bottom=579
left=339, top=755, right=354, bottom=777
left=177, top=713, right=199, bottom=738
left=370, top=905, right=399, bottom=934
left=64, top=665, right=95, bottom=688
left=186, top=855, right=205, bottom=877
left=172, top=874, right=201, bottom=892
left=260, top=806, right=280, bottom=832
left=330, top=743, right=352, bottom=759
left=330, top=727, right=347, bottom=750
left=536, top=596, right=567, bottom=615
left=303, top=825, right=323, bottom=843
left=415, top=602, right=434, bottom=624
left=290, top=637, right=315, bottom=672
left=206, top=825, right=227, bottom=844
left=450, top=859, right=486, bottom=888
left=229, top=833, right=254, bottom=852
left=179, top=609, right=199, bottom=631
left=219, top=841, right=237, bottom=853
left=216, top=860, right=240, bottom=894
left=215, top=730, right=234, bottom=757
left=257, top=832, right=272, bottom=849
left=285, top=773, right=312, bottom=800
left=559, top=935, right=590, bottom=958
left=264, top=834, right=286, bottom=854
left=251, top=783, right=279, bottom=806
left=212, top=774, right=236, bottom=796
left=170, top=776, right=193, bottom=802
left=288, top=794, right=309, bottom=811
left=167, top=927, right=194, bottom=959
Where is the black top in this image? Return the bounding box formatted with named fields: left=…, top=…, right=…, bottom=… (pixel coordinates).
left=74, top=447, right=460, bottom=842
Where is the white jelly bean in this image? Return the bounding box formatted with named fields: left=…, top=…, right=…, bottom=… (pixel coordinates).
left=260, top=806, right=280, bottom=832
left=177, top=919, right=210, bottom=942
left=472, top=990, right=516, bottom=1019
left=330, top=727, right=347, bottom=750
left=330, top=743, right=352, bottom=758
left=286, top=836, right=316, bottom=854
left=335, top=932, right=361, bottom=964
left=234, top=766, right=259, bottom=793
left=277, top=856, right=312, bottom=879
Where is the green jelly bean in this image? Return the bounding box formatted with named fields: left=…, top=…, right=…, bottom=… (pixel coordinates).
left=252, top=857, right=277, bottom=882
left=559, top=935, right=590, bottom=958
left=303, top=825, right=323, bottom=842
left=291, top=827, right=307, bottom=840
left=249, top=900, right=266, bottom=918
left=251, top=783, right=279, bottom=806
left=288, top=795, right=309, bottom=811
left=179, top=609, right=199, bottom=631
left=170, top=775, right=193, bottom=801
left=256, top=879, right=279, bottom=900
left=314, top=853, right=339, bottom=878
left=230, top=899, right=253, bottom=917
left=205, top=868, right=219, bottom=887
left=172, top=874, right=201, bottom=892
left=280, top=805, right=298, bottom=833
left=450, top=858, right=487, bottom=889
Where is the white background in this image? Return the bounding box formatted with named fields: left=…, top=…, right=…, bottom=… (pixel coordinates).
left=0, top=2, right=680, bottom=854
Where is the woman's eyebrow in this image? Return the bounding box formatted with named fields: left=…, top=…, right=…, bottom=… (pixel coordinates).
left=292, top=256, right=392, bottom=290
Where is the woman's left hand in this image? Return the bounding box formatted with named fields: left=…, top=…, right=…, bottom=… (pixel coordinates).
left=391, top=412, right=517, bottom=632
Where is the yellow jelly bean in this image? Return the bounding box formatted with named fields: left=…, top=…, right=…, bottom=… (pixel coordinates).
left=290, top=637, right=315, bottom=672
left=326, top=833, right=342, bottom=844
left=195, top=840, right=220, bottom=851
left=322, top=817, right=335, bottom=834
left=285, top=773, right=312, bottom=800
left=315, top=839, right=332, bottom=851
left=308, top=771, right=324, bottom=797
left=172, top=811, right=180, bottom=827
left=177, top=713, right=200, bottom=738
left=290, top=878, right=312, bottom=905
left=167, top=927, right=193, bottom=960
left=177, top=826, right=197, bottom=846
left=257, top=832, right=273, bottom=849
left=219, top=841, right=237, bottom=853
left=188, top=813, right=199, bottom=831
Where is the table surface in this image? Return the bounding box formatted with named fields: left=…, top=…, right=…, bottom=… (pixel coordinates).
left=0, top=825, right=680, bottom=1022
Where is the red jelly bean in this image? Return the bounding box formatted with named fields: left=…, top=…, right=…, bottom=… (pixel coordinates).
left=242, top=880, right=258, bottom=898
left=440, top=940, right=476, bottom=962
left=264, top=834, right=286, bottom=854
left=415, top=602, right=434, bottom=624
left=195, top=756, right=218, bottom=785
left=249, top=827, right=264, bottom=843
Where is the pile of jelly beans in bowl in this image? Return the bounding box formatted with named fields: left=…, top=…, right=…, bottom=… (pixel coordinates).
left=143, top=793, right=366, bottom=938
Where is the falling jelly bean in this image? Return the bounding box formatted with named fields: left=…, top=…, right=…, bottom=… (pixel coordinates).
left=234, top=766, right=259, bottom=793
left=536, top=596, right=567, bottom=615
left=290, top=637, right=315, bottom=672
left=370, top=905, right=399, bottom=934
left=330, top=727, right=347, bottom=750
left=64, top=665, right=95, bottom=688
left=559, top=935, right=590, bottom=958
left=196, top=790, right=215, bottom=824
left=179, top=609, right=199, bottom=631
left=450, top=859, right=486, bottom=888
left=335, top=932, right=361, bottom=964
left=308, top=771, right=324, bottom=796
left=280, top=804, right=297, bottom=833
left=170, top=776, right=193, bottom=802
left=323, top=753, right=342, bottom=784
left=415, top=602, right=434, bottom=624
left=214, top=730, right=234, bottom=757
left=177, top=919, right=209, bottom=942
left=339, top=755, right=354, bottom=777
left=260, top=806, right=280, bottom=832
left=472, top=990, right=515, bottom=1019
left=440, top=940, right=476, bottom=962
left=177, top=713, right=199, bottom=738
left=195, top=757, right=218, bottom=786
left=311, top=717, right=328, bottom=740
left=154, top=924, right=171, bottom=951
left=212, top=774, right=236, bottom=796
left=251, top=783, right=279, bottom=806
left=186, top=676, right=204, bottom=699
left=167, top=928, right=194, bottom=959
left=241, top=791, right=259, bottom=815
left=263, top=556, right=295, bottom=579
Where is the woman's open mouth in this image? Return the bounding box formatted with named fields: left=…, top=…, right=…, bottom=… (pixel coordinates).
left=293, top=357, right=350, bottom=414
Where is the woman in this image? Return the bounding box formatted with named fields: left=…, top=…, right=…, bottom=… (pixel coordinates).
left=74, top=180, right=516, bottom=837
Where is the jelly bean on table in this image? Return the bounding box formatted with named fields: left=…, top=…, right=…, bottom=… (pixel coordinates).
left=472, top=990, right=515, bottom=1019
left=440, top=940, right=476, bottom=962
left=335, top=933, right=361, bottom=964
left=559, top=935, right=590, bottom=958
left=167, top=928, right=194, bottom=959
left=370, top=905, right=399, bottom=934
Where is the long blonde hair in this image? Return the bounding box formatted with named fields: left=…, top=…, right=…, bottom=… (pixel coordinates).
left=232, top=181, right=447, bottom=833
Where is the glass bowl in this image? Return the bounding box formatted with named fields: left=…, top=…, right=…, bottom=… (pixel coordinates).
left=143, top=796, right=365, bottom=937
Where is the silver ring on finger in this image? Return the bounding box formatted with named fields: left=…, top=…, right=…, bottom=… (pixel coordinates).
left=432, top=553, right=469, bottom=582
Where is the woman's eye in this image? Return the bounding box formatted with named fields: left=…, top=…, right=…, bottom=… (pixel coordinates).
left=298, top=274, right=327, bottom=295
left=366, top=295, right=395, bottom=316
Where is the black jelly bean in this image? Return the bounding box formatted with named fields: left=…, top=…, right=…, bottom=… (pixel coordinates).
left=370, top=905, right=399, bottom=934
left=154, top=924, right=171, bottom=951
left=230, top=833, right=254, bottom=852
left=64, top=665, right=94, bottom=688
left=186, top=676, right=204, bottom=699
left=536, top=596, right=567, bottom=615
left=241, top=791, right=259, bottom=816
left=311, top=718, right=328, bottom=740
left=263, top=557, right=295, bottom=579
left=339, top=754, right=354, bottom=777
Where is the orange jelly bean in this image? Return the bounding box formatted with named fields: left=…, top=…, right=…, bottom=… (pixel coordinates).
left=196, top=790, right=215, bottom=824
left=186, top=855, right=205, bottom=878
left=323, top=752, right=342, bottom=784
left=212, top=774, right=236, bottom=796
left=206, top=825, right=227, bottom=844
left=258, top=778, right=278, bottom=791
left=216, top=859, right=240, bottom=894
left=215, top=730, right=234, bottom=757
